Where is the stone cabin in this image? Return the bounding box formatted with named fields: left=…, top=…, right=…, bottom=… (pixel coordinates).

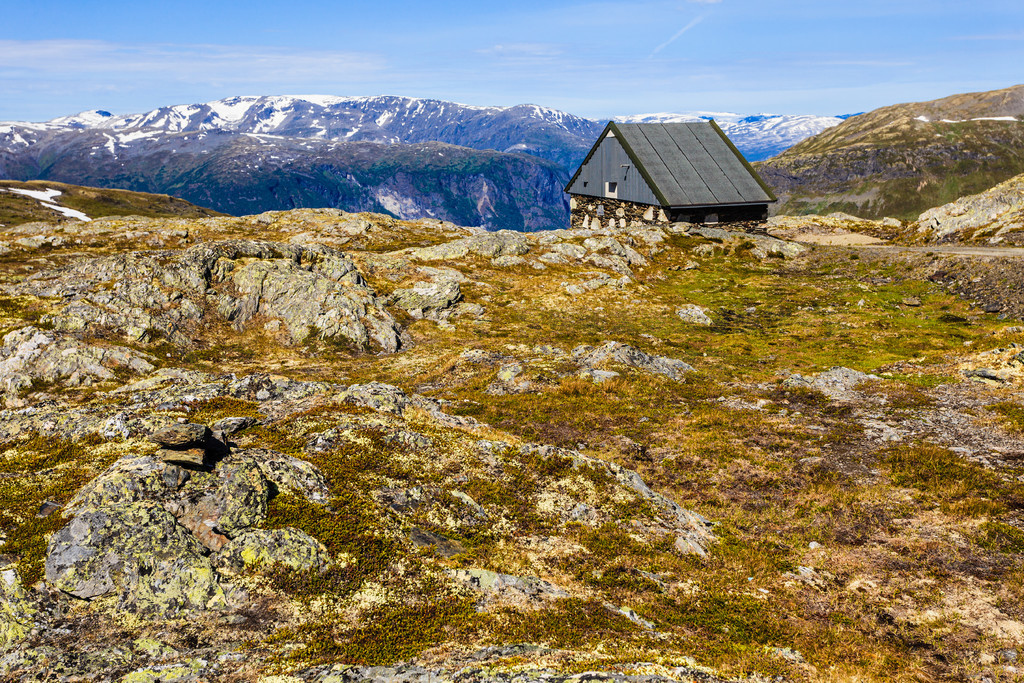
left=565, top=121, right=777, bottom=229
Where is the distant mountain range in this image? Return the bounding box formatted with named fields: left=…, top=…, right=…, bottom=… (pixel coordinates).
left=0, top=95, right=845, bottom=229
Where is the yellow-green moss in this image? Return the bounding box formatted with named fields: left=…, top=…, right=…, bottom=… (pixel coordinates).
left=987, top=401, right=1024, bottom=433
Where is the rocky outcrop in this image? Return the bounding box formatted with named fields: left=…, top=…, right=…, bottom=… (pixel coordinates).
left=916, top=172, right=1024, bottom=244
left=574, top=342, right=695, bottom=382
left=0, top=326, right=156, bottom=404
left=7, top=240, right=402, bottom=352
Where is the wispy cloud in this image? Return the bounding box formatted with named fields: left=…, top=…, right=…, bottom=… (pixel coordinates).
left=649, top=15, right=706, bottom=57
left=476, top=43, right=565, bottom=65
left=0, top=40, right=384, bottom=83
left=953, top=32, right=1024, bottom=41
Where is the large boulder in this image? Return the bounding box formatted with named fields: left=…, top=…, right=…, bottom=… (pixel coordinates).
left=45, top=501, right=227, bottom=613
left=46, top=441, right=336, bottom=613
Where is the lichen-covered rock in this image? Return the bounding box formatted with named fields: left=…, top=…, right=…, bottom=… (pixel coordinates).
left=175, top=455, right=270, bottom=551
left=0, top=326, right=156, bottom=400
left=340, top=382, right=412, bottom=415
left=45, top=501, right=226, bottom=612
left=248, top=448, right=330, bottom=503
left=451, top=568, right=569, bottom=603
left=676, top=304, right=713, bottom=326
left=0, top=564, right=39, bottom=652
left=9, top=240, right=402, bottom=353
left=120, top=658, right=209, bottom=683
left=410, top=230, right=530, bottom=261
left=218, top=528, right=331, bottom=571
left=583, top=236, right=648, bottom=268
left=225, top=253, right=401, bottom=351
left=388, top=279, right=462, bottom=319
left=65, top=455, right=168, bottom=516
left=689, top=226, right=807, bottom=259
left=783, top=366, right=879, bottom=399
left=573, top=342, right=694, bottom=381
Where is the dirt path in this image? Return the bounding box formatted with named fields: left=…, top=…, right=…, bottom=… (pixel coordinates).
left=856, top=244, right=1024, bottom=258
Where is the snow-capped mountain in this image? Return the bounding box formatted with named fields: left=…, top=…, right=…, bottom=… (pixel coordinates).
left=614, top=112, right=845, bottom=161
left=2, top=95, right=603, bottom=171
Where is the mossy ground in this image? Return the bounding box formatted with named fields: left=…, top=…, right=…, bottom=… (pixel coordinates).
left=2, top=214, right=1023, bottom=681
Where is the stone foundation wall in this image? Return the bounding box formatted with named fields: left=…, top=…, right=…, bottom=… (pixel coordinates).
left=568, top=197, right=666, bottom=230
left=568, top=196, right=769, bottom=233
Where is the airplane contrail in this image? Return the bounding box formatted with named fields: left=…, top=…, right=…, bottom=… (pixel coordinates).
left=649, top=15, right=705, bottom=57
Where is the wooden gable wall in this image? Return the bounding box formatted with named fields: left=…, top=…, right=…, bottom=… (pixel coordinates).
left=565, top=132, right=659, bottom=206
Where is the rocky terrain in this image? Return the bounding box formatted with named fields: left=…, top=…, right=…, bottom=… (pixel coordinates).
left=914, top=172, right=1024, bottom=245
left=1, top=207, right=1024, bottom=682
left=757, top=84, right=1024, bottom=220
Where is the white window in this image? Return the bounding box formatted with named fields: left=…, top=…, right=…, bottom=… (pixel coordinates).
left=605, top=181, right=618, bottom=199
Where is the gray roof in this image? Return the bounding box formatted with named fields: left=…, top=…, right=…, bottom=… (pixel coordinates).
left=567, top=121, right=776, bottom=207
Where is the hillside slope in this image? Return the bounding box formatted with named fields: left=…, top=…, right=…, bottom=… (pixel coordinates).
left=0, top=131, right=569, bottom=231
left=757, top=84, right=1024, bottom=219
left=0, top=179, right=222, bottom=227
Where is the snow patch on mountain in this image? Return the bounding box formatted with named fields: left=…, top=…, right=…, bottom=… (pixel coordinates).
left=4, top=187, right=91, bottom=222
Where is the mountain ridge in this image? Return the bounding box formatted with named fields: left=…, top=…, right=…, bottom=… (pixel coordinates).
left=756, top=84, right=1024, bottom=220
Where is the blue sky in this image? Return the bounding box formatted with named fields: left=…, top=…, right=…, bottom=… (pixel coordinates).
left=1, top=0, right=1022, bottom=121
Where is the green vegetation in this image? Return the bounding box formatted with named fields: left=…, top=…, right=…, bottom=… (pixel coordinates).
left=987, top=401, right=1024, bottom=432
left=0, top=433, right=114, bottom=583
